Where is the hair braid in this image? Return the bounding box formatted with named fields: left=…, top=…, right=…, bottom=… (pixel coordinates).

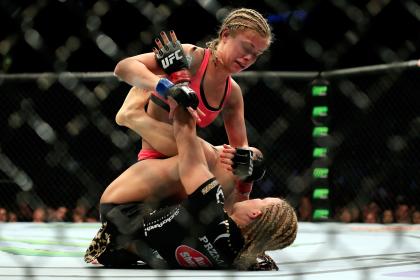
left=206, top=8, right=272, bottom=62
left=233, top=199, right=298, bottom=270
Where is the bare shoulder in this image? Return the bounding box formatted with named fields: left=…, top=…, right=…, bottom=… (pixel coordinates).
left=182, top=43, right=199, bottom=52
left=229, top=78, right=242, bottom=94
left=182, top=44, right=205, bottom=74
left=225, top=78, right=243, bottom=108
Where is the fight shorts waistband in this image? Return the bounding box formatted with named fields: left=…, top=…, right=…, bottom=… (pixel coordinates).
left=138, top=148, right=168, bottom=161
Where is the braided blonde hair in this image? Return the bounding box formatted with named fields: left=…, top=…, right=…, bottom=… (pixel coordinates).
left=206, top=8, right=272, bottom=59
left=233, top=199, right=298, bottom=270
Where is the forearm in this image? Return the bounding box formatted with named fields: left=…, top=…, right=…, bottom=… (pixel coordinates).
left=114, top=58, right=161, bottom=90
left=223, top=108, right=248, bottom=148
left=174, top=108, right=212, bottom=195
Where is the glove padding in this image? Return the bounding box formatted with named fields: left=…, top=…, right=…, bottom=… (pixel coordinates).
left=247, top=253, right=279, bottom=271
left=155, top=78, right=198, bottom=109
left=232, top=148, right=266, bottom=182
left=232, top=148, right=254, bottom=181
left=168, top=83, right=198, bottom=110
left=154, top=30, right=190, bottom=75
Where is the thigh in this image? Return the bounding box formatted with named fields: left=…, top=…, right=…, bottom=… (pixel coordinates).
left=100, top=158, right=185, bottom=204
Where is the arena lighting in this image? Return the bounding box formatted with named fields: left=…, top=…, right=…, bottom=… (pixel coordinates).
left=313, top=147, right=327, bottom=158
left=312, top=126, right=329, bottom=137
left=310, top=78, right=331, bottom=221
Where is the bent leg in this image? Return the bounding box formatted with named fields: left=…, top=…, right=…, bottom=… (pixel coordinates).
left=100, top=157, right=185, bottom=204
left=116, top=86, right=177, bottom=156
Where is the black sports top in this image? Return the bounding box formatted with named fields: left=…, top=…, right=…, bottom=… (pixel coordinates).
left=140, top=178, right=244, bottom=269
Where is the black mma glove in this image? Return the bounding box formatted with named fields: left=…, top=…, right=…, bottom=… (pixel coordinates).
left=248, top=253, right=279, bottom=271
left=155, top=78, right=198, bottom=109
left=232, top=148, right=254, bottom=181
left=154, top=30, right=191, bottom=84
left=233, top=148, right=266, bottom=182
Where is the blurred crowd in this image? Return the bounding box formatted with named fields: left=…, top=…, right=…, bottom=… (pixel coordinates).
left=297, top=195, right=420, bottom=224
left=1, top=196, right=420, bottom=224
left=0, top=203, right=99, bottom=223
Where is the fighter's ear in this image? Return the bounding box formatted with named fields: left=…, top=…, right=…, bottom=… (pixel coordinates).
left=249, top=209, right=262, bottom=219
left=221, top=28, right=230, bottom=40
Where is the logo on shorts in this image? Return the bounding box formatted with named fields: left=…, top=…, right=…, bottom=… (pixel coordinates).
left=144, top=208, right=180, bottom=236
left=175, top=245, right=213, bottom=268
left=201, top=180, right=219, bottom=195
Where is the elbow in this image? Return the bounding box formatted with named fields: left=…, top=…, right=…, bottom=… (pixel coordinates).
left=114, top=57, right=136, bottom=80
left=113, top=59, right=126, bottom=80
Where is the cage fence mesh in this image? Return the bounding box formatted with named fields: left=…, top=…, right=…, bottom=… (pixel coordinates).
left=0, top=68, right=419, bottom=223
left=0, top=68, right=420, bottom=276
